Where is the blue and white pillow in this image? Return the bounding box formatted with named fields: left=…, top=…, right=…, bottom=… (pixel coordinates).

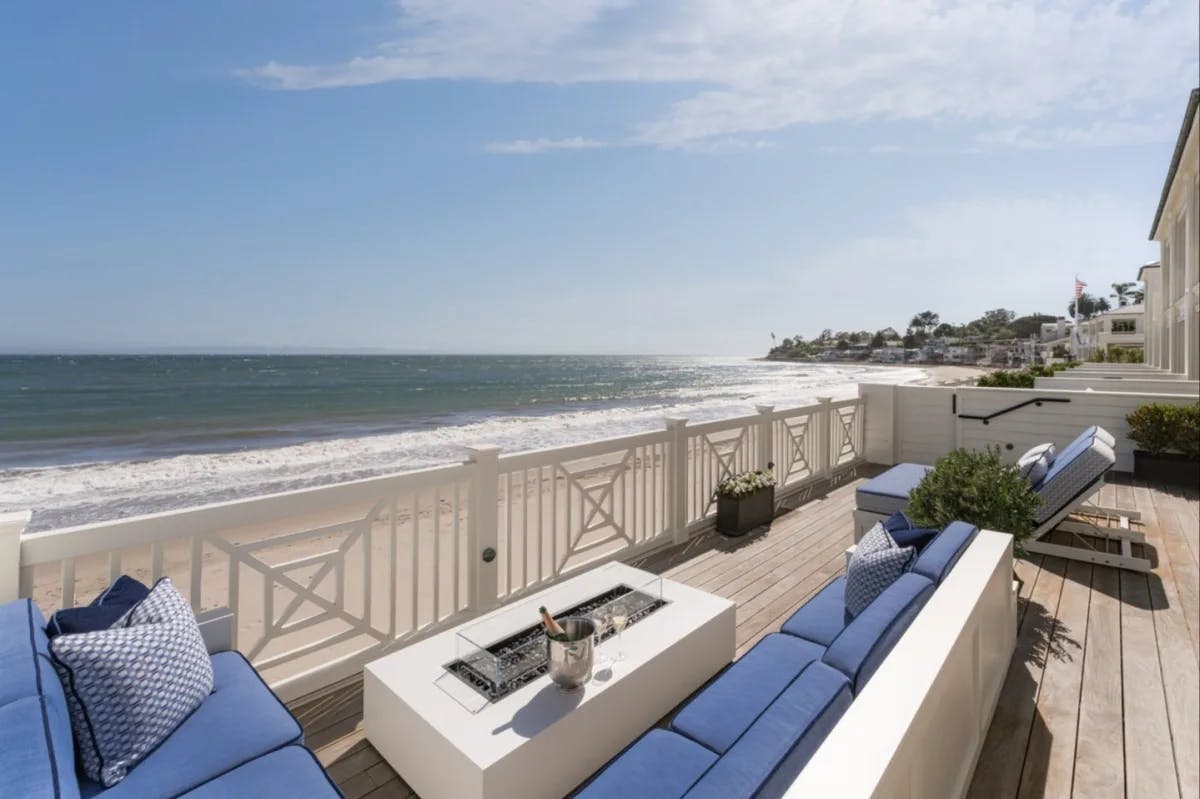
left=846, top=525, right=914, bottom=617
left=49, top=578, right=214, bottom=786
left=1017, top=443, right=1056, bottom=485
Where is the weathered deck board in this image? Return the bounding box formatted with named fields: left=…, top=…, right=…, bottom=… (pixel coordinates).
left=290, top=471, right=1199, bottom=799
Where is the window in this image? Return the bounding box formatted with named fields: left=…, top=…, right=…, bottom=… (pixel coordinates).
left=1112, top=319, right=1136, bottom=333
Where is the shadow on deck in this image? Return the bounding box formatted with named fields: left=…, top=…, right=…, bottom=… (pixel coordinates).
left=288, top=468, right=1200, bottom=799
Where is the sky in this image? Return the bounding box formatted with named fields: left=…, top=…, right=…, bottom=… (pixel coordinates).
left=2, top=1, right=1197, bottom=355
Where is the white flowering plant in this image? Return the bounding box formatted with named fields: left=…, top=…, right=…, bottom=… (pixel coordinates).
left=714, top=465, right=777, bottom=500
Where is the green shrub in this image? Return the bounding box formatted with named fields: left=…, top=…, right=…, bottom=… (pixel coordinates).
left=1126, top=402, right=1200, bottom=457
left=1179, top=404, right=1200, bottom=460
left=977, top=370, right=1036, bottom=388
left=907, top=447, right=1042, bottom=554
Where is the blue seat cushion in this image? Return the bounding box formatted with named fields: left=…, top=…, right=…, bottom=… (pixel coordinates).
left=47, top=576, right=151, bottom=639
left=823, top=573, right=935, bottom=694
left=575, top=729, right=718, bottom=799
left=681, top=662, right=852, bottom=799
left=855, top=464, right=930, bottom=515
left=779, top=577, right=849, bottom=647
left=81, top=651, right=303, bottom=798
left=670, top=633, right=825, bottom=754
left=179, top=746, right=341, bottom=799
left=0, top=696, right=78, bottom=799
left=0, top=599, right=47, bottom=706
left=910, top=522, right=979, bottom=584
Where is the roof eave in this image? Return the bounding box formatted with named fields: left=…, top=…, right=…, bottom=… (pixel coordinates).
left=1149, top=88, right=1200, bottom=241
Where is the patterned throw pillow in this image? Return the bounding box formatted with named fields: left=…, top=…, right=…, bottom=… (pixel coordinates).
left=1017, top=443, right=1056, bottom=485
left=857, top=522, right=896, bottom=555
left=845, top=531, right=914, bottom=617
left=49, top=578, right=214, bottom=787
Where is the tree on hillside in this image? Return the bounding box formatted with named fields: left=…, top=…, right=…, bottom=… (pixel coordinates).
left=932, top=322, right=956, bottom=338
left=1110, top=282, right=1144, bottom=307
left=870, top=330, right=886, bottom=348
left=1010, top=314, right=1057, bottom=339
left=909, top=311, right=940, bottom=336
left=1070, top=293, right=1111, bottom=317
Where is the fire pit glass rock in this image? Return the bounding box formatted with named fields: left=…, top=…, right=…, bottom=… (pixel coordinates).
left=440, top=573, right=667, bottom=710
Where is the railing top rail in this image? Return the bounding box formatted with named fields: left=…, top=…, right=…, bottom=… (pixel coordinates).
left=685, top=412, right=764, bottom=436
left=20, top=460, right=473, bottom=564
left=768, top=401, right=827, bottom=420
left=497, top=427, right=672, bottom=470
left=827, top=397, right=864, bottom=410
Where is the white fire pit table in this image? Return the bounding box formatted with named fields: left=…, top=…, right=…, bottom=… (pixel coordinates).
left=364, top=562, right=736, bottom=799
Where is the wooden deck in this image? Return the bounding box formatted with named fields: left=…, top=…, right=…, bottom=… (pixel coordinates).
left=289, top=467, right=1199, bottom=799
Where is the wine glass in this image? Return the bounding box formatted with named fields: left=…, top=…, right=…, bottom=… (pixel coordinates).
left=611, top=603, right=629, bottom=662
left=591, top=607, right=612, bottom=668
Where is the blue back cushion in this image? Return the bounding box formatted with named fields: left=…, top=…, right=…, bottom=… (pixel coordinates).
left=575, top=729, right=718, bottom=799
left=670, top=634, right=825, bottom=754
left=910, top=522, right=979, bottom=584
left=0, top=599, right=81, bottom=799
left=822, top=573, right=935, bottom=694
left=681, top=662, right=852, bottom=799
left=779, top=577, right=849, bottom=647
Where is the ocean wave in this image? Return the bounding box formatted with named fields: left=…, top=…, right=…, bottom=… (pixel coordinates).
left=1, top=363, right=924, bottom=530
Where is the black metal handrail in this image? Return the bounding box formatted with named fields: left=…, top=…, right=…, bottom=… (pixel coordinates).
left=955, top=396, right=1071, bottom=425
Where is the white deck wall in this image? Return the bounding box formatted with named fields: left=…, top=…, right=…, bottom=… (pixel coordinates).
left=1033, top=376, right=1200, bottom=394
left=861, top=382, right=1199, bottom=473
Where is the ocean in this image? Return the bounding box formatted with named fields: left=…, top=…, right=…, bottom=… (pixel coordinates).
left=0, top=355, right=923, bottom=530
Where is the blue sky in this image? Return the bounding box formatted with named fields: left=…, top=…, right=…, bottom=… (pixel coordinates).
left=2, top=1, right=1197, bottom=355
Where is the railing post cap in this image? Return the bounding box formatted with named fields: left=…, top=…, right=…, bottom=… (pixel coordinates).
left=815, top=396, right=834, bottom=404
left=755, top=404, right=775, bottom=414
left=0, top=510, right=32, bottom=529
left=664, top=417, right=688, bottom=428
left=465, top=444, right=502, bottom=460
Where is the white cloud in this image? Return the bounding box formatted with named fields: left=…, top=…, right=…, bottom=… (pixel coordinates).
left=243, top=0, right=1199, bottom=151
left=485, top=136, right=609, bottom=154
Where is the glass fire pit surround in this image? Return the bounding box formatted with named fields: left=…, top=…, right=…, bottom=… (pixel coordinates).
left=436, top=565, right=666, bottom=712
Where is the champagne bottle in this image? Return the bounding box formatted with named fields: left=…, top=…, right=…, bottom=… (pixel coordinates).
left=539, top=606, right=565, bottom=638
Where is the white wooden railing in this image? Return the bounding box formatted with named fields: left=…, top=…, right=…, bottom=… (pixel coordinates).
left=1, top=397, right=864, bottom=700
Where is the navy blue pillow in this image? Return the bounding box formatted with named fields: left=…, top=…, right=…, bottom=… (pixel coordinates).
left=883, top=511, right=913, bottom=533
left=46, top=575, right=150, bottom=638
left=890, top=527, right=940, bottom=551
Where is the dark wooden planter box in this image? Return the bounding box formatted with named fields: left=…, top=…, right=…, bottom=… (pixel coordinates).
left=1133, top=450, right=1200, bottom=488
left=716, top=486, right=775, bottom=537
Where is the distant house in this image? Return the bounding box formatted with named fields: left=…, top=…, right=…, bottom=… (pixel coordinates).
left=1076, top=304, right=1145, bottom=360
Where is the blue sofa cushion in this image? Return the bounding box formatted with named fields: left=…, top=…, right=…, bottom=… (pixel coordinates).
left=844, top=543, right=914, bottom=617
left=910, top=522, right=979, bottom=585
left=682, top=662, right=852, bottom=799
left=823, top=573, right=935, bottom=694
left=179, top=745, right=341, bottom=799
left=854, top=463, right=930, bottom=516
left=882, top=510, right=913, bottom=533
left=48, top=576, right=151, bottom=639
left=779, top=577, right=849, bottom=647
left=575, top=729, right=718, bottom=799
left=51, top=578, right=215, bottom=787
left=80, top=650, right=304, bottom=798
left=0, top=599, right=45, bottom=706
left=670, top=633, right=825, bottom=754
left=880, top=511, right=940, bottom=550
left=0, top=599, right=81, bottom=799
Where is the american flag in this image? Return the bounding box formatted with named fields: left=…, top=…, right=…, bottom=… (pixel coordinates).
left=1074, top=276, right=1087, bottom=300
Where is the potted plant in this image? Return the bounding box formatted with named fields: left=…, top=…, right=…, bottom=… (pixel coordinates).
left=906, top=446, right=1042, bottom=556
left=714, top=465, right=776, bottom=537
left=1127, top=402, right=1200, bottom=488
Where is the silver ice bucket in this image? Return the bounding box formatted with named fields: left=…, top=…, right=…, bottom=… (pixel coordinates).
left=546, top=617, right=595, bottom=692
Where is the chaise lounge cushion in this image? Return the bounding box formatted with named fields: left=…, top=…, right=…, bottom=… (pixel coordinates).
left=1033, top=437, right=1115, bottom=524
left=681, top=662, right=852, bottom=799
left=79, top=651, right=304, bottom=799
left=179, top=745, right=342, bottom=799
left=821, top=573, right=935, bottom=695
left=670, top=634, right=825, bottom=754
left=909, top=522, right=979, bottom=585
left=855, top=463, right=931, bottom=516
left=575, top=729, right=718, bottom=799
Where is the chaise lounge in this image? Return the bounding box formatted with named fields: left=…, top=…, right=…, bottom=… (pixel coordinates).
left=852, top=425, right=1149, bottom=572
left=576, top=519, right=997, bottom=799
left=0, top=595, right=342, bottom=799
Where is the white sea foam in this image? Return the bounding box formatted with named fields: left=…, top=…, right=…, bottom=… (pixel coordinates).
left=2, top=363, right=924, bottom=530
